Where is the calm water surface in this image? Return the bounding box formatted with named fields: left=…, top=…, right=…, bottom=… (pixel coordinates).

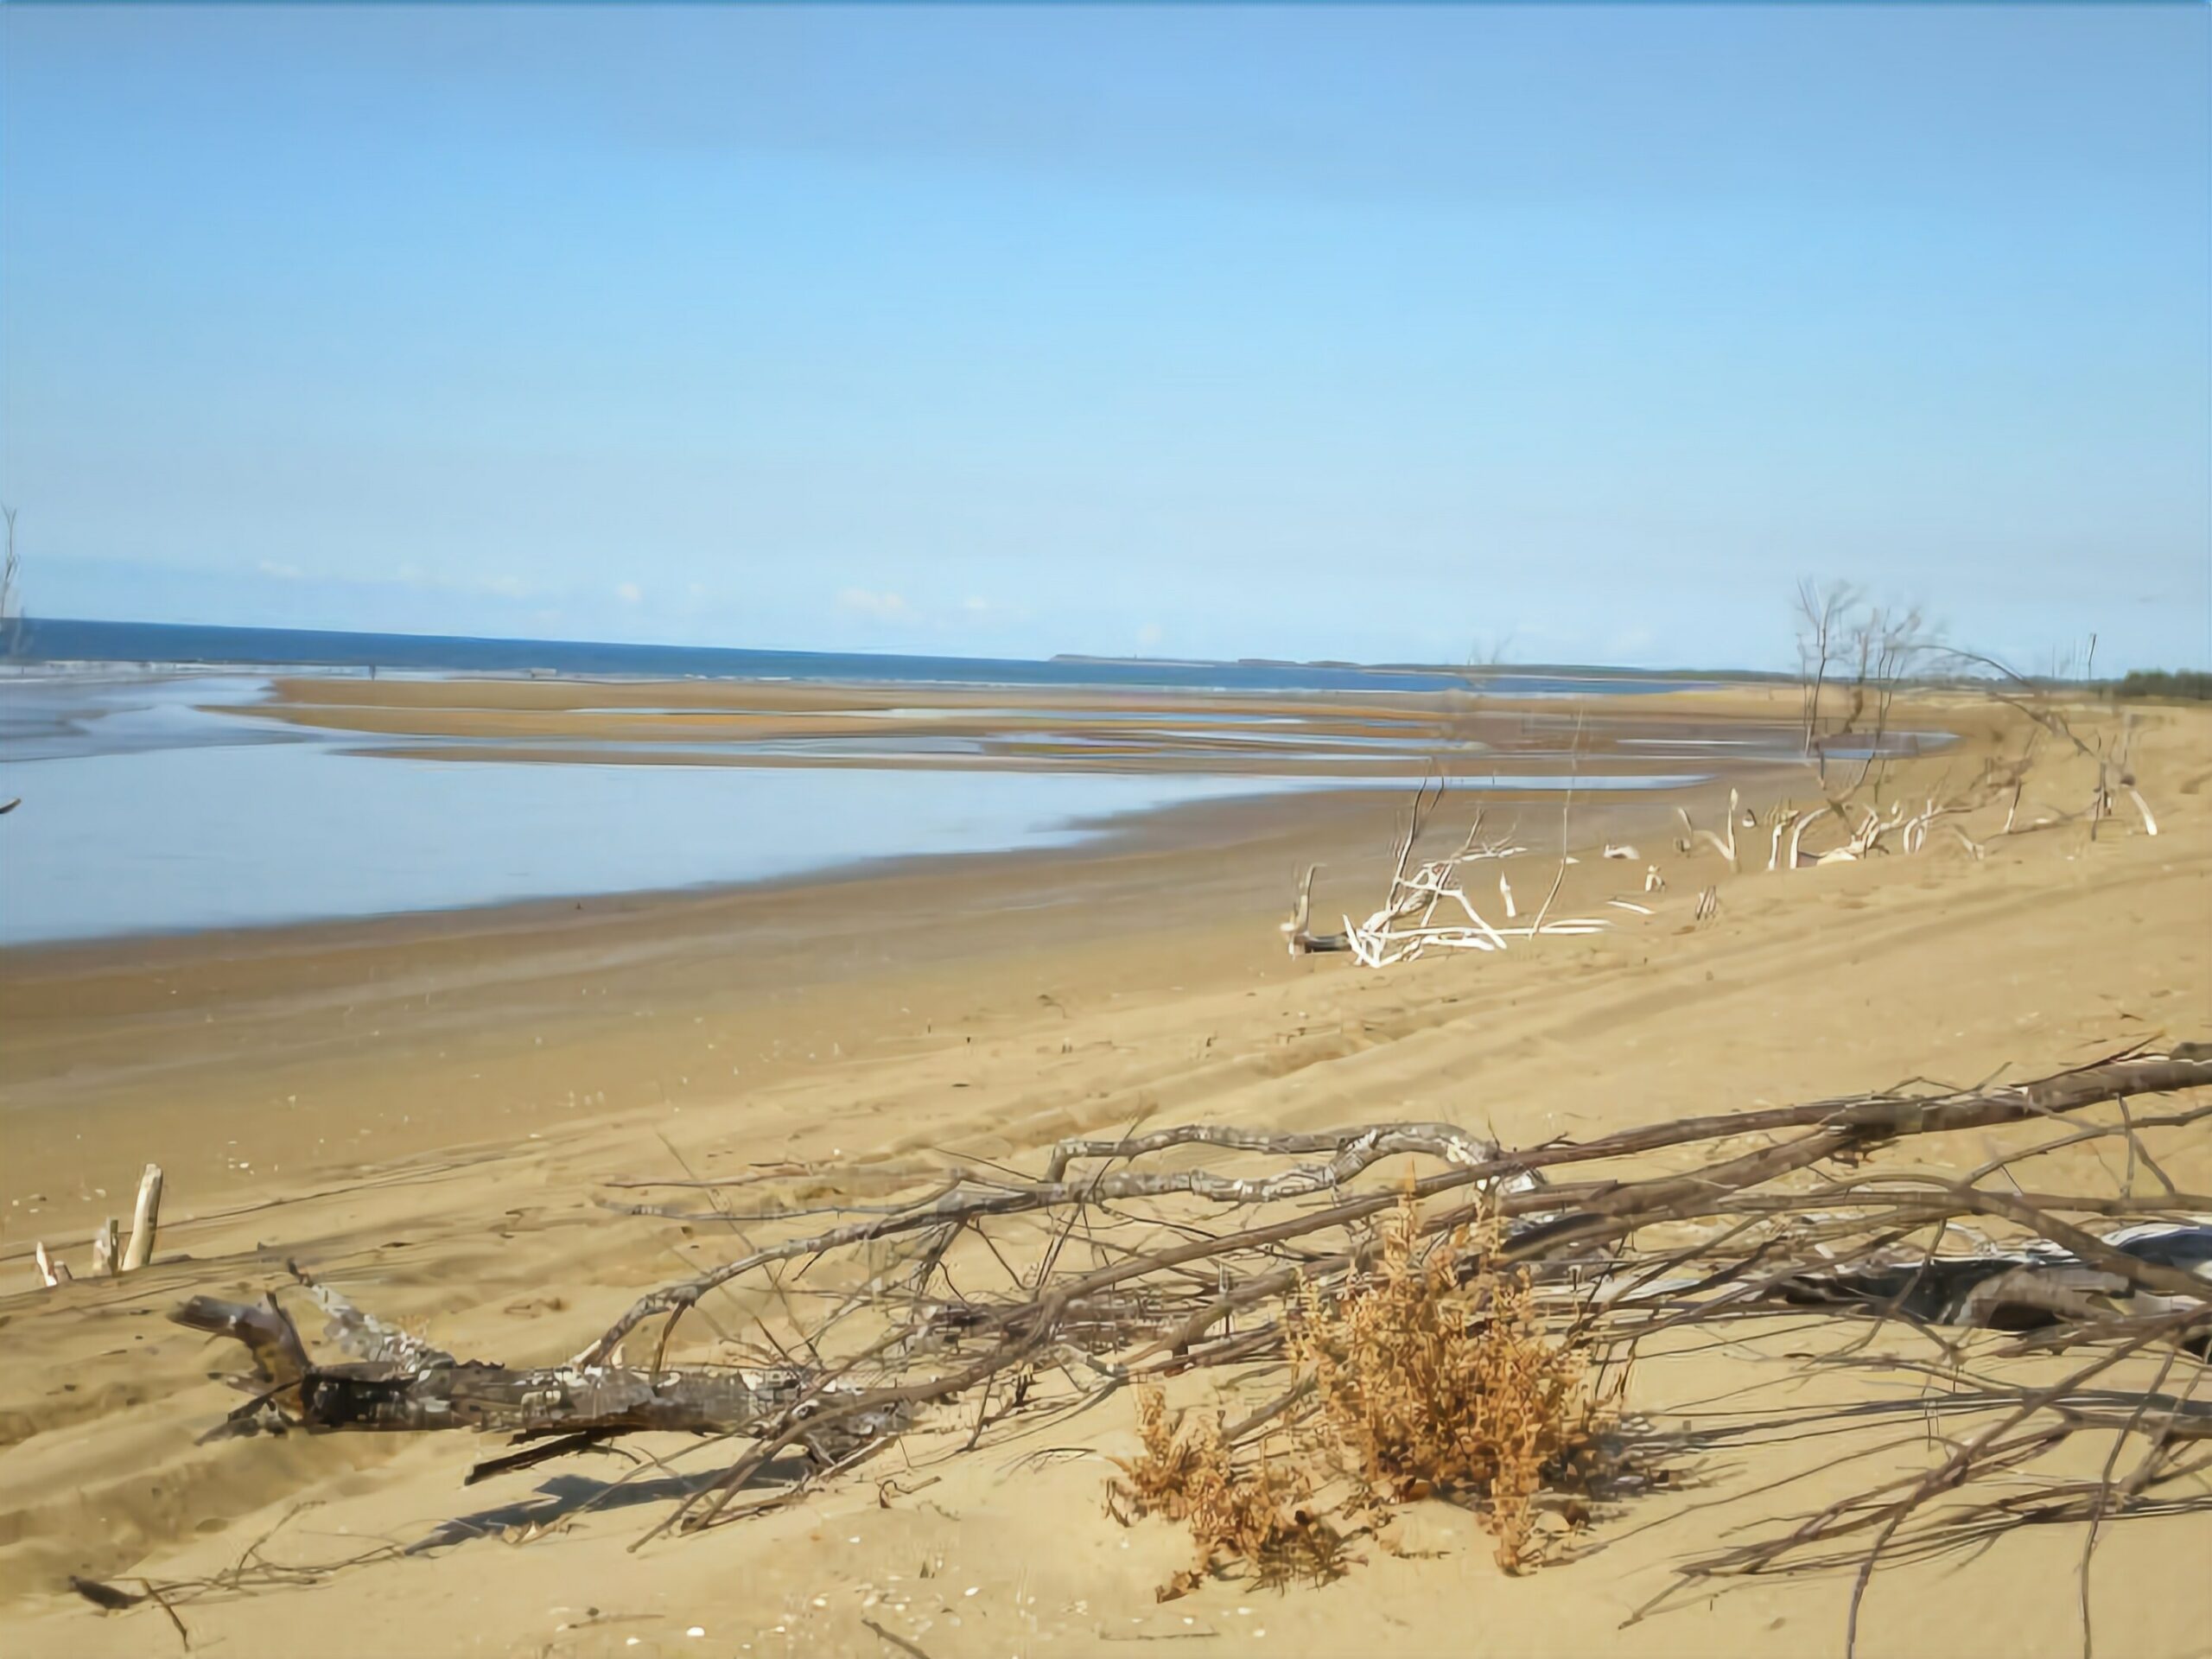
left=0, top=673, right=1719, bottom=944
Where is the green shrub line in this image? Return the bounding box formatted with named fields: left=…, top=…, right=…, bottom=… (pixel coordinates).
left=2111, top=669, right=2212, bottom=702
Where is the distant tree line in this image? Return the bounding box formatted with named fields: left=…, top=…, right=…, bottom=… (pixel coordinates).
left=2113, top=668, right=2212, bottom=702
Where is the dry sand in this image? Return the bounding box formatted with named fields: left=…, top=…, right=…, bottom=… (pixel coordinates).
left=2, top=686, right=2208, bottom=1657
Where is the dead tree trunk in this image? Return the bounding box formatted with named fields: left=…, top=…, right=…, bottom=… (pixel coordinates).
left=171, top=1296, right=835, bottom=1440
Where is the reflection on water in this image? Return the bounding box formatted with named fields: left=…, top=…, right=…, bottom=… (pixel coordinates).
left=0, top=674, right=300, bottom=760
left=0, top=736, right=1306, bottom=942
left=0, top=674, right=1720, bottom=944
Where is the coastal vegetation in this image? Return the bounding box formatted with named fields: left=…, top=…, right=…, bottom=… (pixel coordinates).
left=2114, top=668, right=2212, bottom=702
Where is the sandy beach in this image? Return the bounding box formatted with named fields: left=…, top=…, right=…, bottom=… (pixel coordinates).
left=2, top=684, right=2207, bottom=1658
left=10, top=4, right=2204, bottom=1652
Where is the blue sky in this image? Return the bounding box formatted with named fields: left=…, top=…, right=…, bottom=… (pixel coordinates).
left=3, top=5, right=2206, bottom=672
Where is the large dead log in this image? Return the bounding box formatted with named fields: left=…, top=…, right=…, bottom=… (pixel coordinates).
left=166, top=1052, right=2209, bottom=1519
left=138, top=1037, right=2212, bottom=1617
left=169, top=1294, right=897, bottom=1447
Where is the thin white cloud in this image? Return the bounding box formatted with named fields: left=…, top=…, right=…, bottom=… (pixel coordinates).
left=257, top=560, right=302, bottom=580
left=837, top=587, right=908, bottom=620
left=615, top=582, right=644, bottom=605
left=388, top=562, right=531, bottom=601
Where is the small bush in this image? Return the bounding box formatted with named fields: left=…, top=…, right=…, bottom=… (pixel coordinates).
left=1108, top=1388, right=1346, bottom=1599
left=1290, top=1192, right=1614, bottom=1573
left=1107, top=1192, right=1619, bottom=1591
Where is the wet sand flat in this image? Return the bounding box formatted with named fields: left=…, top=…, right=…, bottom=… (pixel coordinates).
left=232, top=672, right=1820, bottom=777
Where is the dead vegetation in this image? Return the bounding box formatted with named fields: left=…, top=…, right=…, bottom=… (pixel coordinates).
left=1284, top=649, right=2164, bottom=981
left=1108, top=1388, right=1345, bottom=1599
left=1107, top=1189, right=1624, bottom=1593
left=1282, top=778, right=1613, bottom=964
left=136, top=1043, right=2210, bottom=1655
left=1290, top=1192, right=1617, bottom=1572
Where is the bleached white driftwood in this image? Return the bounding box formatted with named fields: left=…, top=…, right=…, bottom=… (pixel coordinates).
left=1786, top=807, right=1817, bottom=868
left=1856, top=801, right=1906, bottom=853
left=34, top=1243, right=69, bottom=1288
left=1282, top=864, right=1351, bottom=957
left=92, top=1217, right=119, bottom=1278
left=1766, top=810, right=1796, bottom=873
left=1785, top=785, right=2005, bottom=872
left=121, top=1164, right=163, bottom=1273
left=1676, top=789, right=1742, bottom=867
left=1295, top=785, right=1611, bottom=969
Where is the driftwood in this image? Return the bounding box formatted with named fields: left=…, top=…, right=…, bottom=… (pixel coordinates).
left=1781, top=1224, right=2212, bottom=1335
left=174, top=1296, right=822, bottom=1438
left=1676, top=788, right=1745, bottom=866
left=185, top=1046, right=2208, bottom=1424
left=1281, top=863, right=1348, bottom=956
left=29, top=1169, right=160, bottom=1292
left=172, top=1266, right=905, bottom=1458
left=162, top=1044, right=2209, bottom=1652
left=1285, top=779, right=1611, bottom=967
left=122, top=1163, right=163, bottom=1273
left=1936, top=652, right=2160, bottom=842
left=1039, top=1121, right=1525, bottom=1189
left=1726, top=681, right=2158, bottom=883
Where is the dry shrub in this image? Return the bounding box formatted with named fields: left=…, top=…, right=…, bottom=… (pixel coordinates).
left=1290, top=1189, right=1615, bottom=1572
left=1108, top=1387, right=1345, bottom=1599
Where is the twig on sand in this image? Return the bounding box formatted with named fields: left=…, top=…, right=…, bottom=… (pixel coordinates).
left=862, top=1616, right=937, bottom=1657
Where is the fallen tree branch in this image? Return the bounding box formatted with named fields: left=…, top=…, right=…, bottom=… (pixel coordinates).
left=162, top=1042, right=2209, bottom=1626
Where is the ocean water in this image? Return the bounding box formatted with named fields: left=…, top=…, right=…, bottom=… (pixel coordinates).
left=11, top=616, right=1702, bottom=698
left=0, top=683, right=1306, bottom=943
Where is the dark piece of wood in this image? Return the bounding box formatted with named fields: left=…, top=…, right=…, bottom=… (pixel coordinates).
left=68, top=1576, right=143, bottom=1611
left=465, top=1429, right=620, bottom=1485
left=175, top=1296, right=309, bottom=1389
